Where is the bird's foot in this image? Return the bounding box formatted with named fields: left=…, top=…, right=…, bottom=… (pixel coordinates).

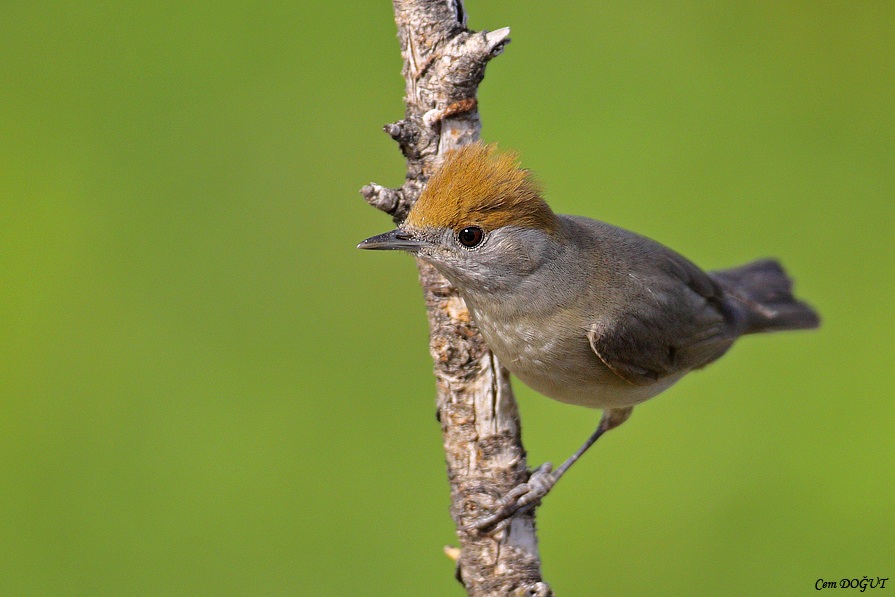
left=463, top=463, right=558, bottom=533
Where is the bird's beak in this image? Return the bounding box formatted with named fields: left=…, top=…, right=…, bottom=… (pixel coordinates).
left=357, top=229, right=430, bottom=251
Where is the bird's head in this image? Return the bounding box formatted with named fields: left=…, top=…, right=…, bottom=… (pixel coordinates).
left=358, top=142, right=560, bottom=292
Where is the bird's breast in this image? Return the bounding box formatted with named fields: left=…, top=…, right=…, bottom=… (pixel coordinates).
left=467, top=303, right=678, bottom=409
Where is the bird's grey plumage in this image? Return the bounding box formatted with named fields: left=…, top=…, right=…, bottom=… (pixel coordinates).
left=422, top=214, right=818, bottom=410
left=358, top=141, right=820, bottom=530
left=359, top=143, right=818, bottom=412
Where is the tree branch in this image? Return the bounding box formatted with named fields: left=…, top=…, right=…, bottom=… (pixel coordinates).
left=361, top=1, right=552, bottom=595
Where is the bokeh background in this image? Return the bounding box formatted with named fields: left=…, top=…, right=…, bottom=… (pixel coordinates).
left=2, top=2, right=892, bottom=595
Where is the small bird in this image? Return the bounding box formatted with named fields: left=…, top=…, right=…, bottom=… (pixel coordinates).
left=359, top=142, right=820, bottom=530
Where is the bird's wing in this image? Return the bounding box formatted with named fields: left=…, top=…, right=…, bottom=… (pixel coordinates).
left=586, top=250, right=736, bottom=386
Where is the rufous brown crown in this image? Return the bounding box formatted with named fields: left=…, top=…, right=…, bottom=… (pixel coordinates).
left=405, top=142, right=558, bottom=234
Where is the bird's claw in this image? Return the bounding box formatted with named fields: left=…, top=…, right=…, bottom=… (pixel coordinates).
left=463, top=463, right=558, bottom=533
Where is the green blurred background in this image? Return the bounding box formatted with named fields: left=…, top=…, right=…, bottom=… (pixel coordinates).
left=2, top=2, right=892, bottom=595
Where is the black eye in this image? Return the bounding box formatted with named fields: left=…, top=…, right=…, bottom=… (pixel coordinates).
left=458, top=226, right=484, bottom=248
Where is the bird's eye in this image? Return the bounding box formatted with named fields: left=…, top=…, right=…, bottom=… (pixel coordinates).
left=457, top=226, right=484, bottom=248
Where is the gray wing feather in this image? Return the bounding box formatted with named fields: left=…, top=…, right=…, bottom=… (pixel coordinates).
left=586, top=246, right=737, bottom=385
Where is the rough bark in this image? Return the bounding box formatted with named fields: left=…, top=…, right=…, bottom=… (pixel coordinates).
left=361, top=1, right=552, bottom=595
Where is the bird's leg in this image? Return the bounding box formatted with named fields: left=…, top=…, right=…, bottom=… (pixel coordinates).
left=465, top=407, right=633, bottom=533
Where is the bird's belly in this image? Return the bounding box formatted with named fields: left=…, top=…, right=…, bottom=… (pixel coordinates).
left=512, top=363, right=682, bottom=409
left=474, top=312, right=681, bottom=409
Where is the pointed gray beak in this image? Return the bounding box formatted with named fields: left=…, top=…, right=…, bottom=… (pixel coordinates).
left=357, top=229, right=430, bottom=251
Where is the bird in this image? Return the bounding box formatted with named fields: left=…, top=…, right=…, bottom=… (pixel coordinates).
left=358, top=141, right=820, bottom=531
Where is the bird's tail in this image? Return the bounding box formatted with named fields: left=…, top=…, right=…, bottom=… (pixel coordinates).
left=712, top=259, right=821, bottom=334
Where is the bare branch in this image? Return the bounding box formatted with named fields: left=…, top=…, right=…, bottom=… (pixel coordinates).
left=360, top=1, right=553, bottom=594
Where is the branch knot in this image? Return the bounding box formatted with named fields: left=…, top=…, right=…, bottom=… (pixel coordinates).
left=360, top=183, right=404, bottom=218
